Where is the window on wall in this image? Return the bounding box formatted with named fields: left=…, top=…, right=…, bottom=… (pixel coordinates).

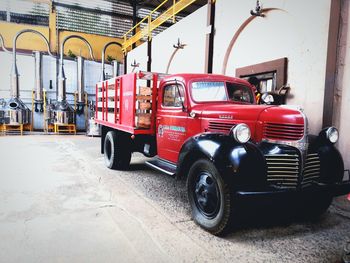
left=236, top=58, right=289, bottom=104
left=236, top=58, right=287, bottom=93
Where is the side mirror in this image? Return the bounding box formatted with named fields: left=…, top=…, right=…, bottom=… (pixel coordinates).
left=261, top=93, right=274, bottom=104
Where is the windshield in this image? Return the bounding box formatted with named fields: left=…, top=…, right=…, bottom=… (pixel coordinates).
left=191, top=81, right=254, bottom=103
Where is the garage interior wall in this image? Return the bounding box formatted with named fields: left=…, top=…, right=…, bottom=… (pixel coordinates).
left=129, top=0, right=332, bottom=134
left=126, top=0, right=349, bottom=171
left=127, top=4, right=208, bottom=73
left=213, top=0, right=331, bottom=136
left=334, top=0, right=350, bottom=175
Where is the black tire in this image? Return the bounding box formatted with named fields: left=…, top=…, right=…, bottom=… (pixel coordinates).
left=187, top=159, right=233, bottom=235
left=104, top=130, right=131, bottom=170
left=302, top=196, right=333, bottom=219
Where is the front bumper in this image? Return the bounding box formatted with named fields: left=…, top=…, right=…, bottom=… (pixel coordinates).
left=236, top=180, right=350, bottom=201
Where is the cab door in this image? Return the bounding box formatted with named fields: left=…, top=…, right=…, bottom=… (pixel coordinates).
left=156, top=82, right=188, bottom=163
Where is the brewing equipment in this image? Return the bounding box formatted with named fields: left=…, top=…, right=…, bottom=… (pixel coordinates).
left=1, top=29, right=53, bottom=126
left=0, top=34, right=10, bottom=124
left=50, top=35, right=94, bottom=125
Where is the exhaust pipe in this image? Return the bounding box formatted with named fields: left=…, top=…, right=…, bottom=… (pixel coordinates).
left=59, top=35, right=94, bottom=102
left=76, top=56, right=85, bottom=114
left=34, top=51, right=44, bottom=112
left=11, top=29, right=54, bottom=99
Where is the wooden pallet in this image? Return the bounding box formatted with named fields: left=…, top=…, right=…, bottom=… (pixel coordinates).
left=2, top=124, right=24, bottom=135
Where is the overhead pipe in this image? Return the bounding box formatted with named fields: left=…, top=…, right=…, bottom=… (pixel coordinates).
left=100, top=41, right=122, bottom=81
left=11, top=29, right=54, bottom=99
left=58, top=35, right=94, bottom=102
left=0, top=34, right=11, bottom=53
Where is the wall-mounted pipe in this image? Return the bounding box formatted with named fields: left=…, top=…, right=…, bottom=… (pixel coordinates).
left=101, top=41, right=122, bottom=81
left=58, top=35, right=94, bottom=102
left=0, top=34, right=11, bottom=53
left=166, top=38, right=186, bottom=74
left=221, top=8, right=282, bottom=75
left=11, top=29, right=54, bottom=98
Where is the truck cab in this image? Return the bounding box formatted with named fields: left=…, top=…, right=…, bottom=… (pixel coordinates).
left=96, top=72, right=350, bottom=235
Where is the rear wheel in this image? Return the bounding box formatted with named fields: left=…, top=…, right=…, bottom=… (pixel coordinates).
left=187, top=159, right=233, bottom=235
left=104, top=130, right=131, bottom=170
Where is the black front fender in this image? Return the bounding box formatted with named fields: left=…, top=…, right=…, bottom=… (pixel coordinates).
left=177, top=133, right=266, bottom=189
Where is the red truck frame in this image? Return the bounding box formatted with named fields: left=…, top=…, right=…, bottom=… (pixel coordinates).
left=95, top=71, right=350, bottom=235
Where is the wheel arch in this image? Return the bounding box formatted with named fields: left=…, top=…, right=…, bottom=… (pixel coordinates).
left=176, top=133, right=266, bottom=188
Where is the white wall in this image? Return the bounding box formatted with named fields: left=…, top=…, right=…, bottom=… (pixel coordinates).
left=128, top=0, right=333, bottom=135
left=213, top=0, right=332, bottom=134
left=127, top=4, right=207, bottom=74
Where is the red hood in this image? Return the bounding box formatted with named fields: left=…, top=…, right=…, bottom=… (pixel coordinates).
left=194, top=103, right=272, bottom=120
left=192, top=103, right=304, bottom=142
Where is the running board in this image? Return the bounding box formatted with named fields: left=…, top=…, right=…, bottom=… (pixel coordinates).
left=145, top=158, right=177, bottom=176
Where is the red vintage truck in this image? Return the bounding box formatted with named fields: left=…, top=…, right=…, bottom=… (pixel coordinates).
left=95, top=71, right=350, bottom=235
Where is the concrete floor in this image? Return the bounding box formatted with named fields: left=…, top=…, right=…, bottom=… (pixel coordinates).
left=0, top=135, right=349, bottom=263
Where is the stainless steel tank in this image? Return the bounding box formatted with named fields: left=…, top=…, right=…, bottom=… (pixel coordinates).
left=6, top=30, right=54, bottom=126
left=50, top=100, right=75, bottom=125
left=1, top=97, right=30, bottom=125
left=53, top=35, right=94, bottom=124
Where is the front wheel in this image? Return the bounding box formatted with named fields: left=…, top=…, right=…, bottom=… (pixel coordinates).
left=104, top=130, right=131, bottom=170
left=301, top=195, right=333, bottom=219
left=187, top=159, right=233, bottom=235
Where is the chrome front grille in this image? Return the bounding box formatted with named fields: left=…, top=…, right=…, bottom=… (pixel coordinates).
left=265, top=152, right=321, bottom=189
left=266, top=154, right=300, bottom=188
left=263, top=122, right=304, bottom=141
left=208, top=121, right=235, bottom=133
left=302, top=153, right=321, bottom=186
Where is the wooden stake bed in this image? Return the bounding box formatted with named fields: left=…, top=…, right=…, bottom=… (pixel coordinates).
left=95, top=71, right=167, bottom=135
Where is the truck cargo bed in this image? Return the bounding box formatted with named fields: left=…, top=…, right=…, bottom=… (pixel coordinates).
left=95, top=72, right=165, bottom=135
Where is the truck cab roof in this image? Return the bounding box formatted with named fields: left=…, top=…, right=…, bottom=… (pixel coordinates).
left=161, top=73, right=252, bottom=88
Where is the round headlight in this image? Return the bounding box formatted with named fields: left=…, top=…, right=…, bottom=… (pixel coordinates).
left=326, top=127, right=339, bottom=143
left=231, top=123, right=251, bottom=143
